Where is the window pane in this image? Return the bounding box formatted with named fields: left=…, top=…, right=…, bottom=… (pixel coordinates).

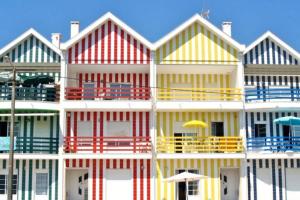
left=36, top=173, right=48, bottom=195
left=0, top=175, right=6, bottom=194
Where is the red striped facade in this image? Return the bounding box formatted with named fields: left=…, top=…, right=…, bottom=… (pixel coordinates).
left=65, top=159, right=151, bottom=200
left=67, top=20, right=151, bottom=64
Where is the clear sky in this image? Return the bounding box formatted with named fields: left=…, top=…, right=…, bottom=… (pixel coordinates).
left=0, top=0, right=299, bottom=51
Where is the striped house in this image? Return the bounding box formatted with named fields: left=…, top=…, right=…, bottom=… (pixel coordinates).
left=244, top=31, right=300, bottom=200
left=0, top=28, right=61, bottom=200
left=60, top=12, right=153, bottom=200
left=153, top=14, right=246, bottom=200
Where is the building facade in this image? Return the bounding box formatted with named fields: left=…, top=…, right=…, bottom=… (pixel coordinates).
left=0, top=12, right=300, bottom=200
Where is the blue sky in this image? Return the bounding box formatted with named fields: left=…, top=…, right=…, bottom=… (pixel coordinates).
left=0, top=0, right=299, bottom=50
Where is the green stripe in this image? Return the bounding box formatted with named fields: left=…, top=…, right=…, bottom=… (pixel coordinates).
left=18, top=44, right=22, bottom=62
left=36, top=160, right=39, bottom=169
left=47, top=47, right=51, bottom=62
left=55, top=160, right=58, bottom=200
left=29, top=36, right=33, bottom=62
left=12, top=49, right=16, bottom=61
left=50, top=116, right=53, bottom=153
left=41, top=43, right=45, bottom=62
left=23, top=40, right=27, bottom=62
left=2, top=160, right=6, bottom=169
left=56, top=116, right=59, bottom=152
left=28, top=160, right=33, bottom=200
left=49, top=160, right=53, bottom=200
left=35, top=39, right=39, bottom=62
left=30, top=116, right=34, bottom=153
left=21, top=160, right=26, bottom=200
left=23, top=116, right=27, bottom=153
left=42, top=160, right=46, bottom=169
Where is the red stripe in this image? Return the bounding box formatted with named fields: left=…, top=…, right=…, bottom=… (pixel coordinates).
left=109, top=73, right=112, bottom=83
left=107, top=20, right=111, bottom=64
left=81, top=38, right=85, bottom=63
left=113, top=159, right=117, bottom=169
left=146, top=112, right=149, bottom=137
left=139, top=73, right=143, bottom=99
left=74, top=112, right=78, bottom=152
left=101, top=24, right=105, bottom=64
left=100, top=112, right=104, bottom=153
left=147, top=160, right=150, bottom=200
left=72, top=159, right=76, bottom=168
left=127, top=35, right=131, bottom=63
left=106, top=160, right=110, bottom=169
left=86, top=159, right=90, bottom=168
left=134, top=39, right=137, bottom=64
left=103, top=74, right=106, bottom=88
left=147, top=48, right=150, bottom=64
left=66, top=159, right=69, bottom=168
left=126, top=112, right=130, bottom=121
left=85, top=73, right=88, bottom=82
left=87, top=112, right=91, bottom=121
left=133, top=74, right=136, bottom=100
left=133, top=112, right=136, bottom=152
left=140, top=43, right=144, bottom=63
left=79, top=73, right=83, bottom=88
left=115, top=73, right=118, bottom=82
left=97, top=73, right=101, bottom=88
left=80, top=112, right=84, bottom=121
left=94, top=29, right=98, bottom=64
left=145, top=74, right=149, bottom=87
left=93, top=112, right=97, bottom=153
left=75, top=43, right=79, bottom=64
left=114, top=24, right=118, bottom=63
left=113, top=112, right=117, bottom=121
left=92, top=160, right=96, bottom=200
left=106, top=112, right=110, bottom=121
left=126, top=159, right=130, bottom=169
left=68, top=48, right=72, bottom=64
left=91, top=73, right=95, bottom=82
left=133, top=160, right=137, bottom=200
left=120, top=159, right=123, bottom=169
left=66, top=112, right=71, bottom=152
left=121, top=29, right=124, bottom=63
left=79, top=159, right=83, bottom=168
left=99, top=160, right=103, bottom=200
left=88, top=34, right=92, bottom=64
left=145, top=74, right=149, bottom=100
left=140, top=160, right=144, bottom=200
left=120, top=112, right=123, bottom=121
left=139, top=112, right=143, bottom=137
left=121, top=73, right=124, bottom=82
left=127, top=73, right=131, bottom=83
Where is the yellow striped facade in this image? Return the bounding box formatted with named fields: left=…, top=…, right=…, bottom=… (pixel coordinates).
left=157, top=112, right=240, bottom=137
left=155, top=22, right=238, bottom=65
left=156, top=159, right=241, bottom=200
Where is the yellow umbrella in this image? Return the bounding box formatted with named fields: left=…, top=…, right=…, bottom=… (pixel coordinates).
left=182, top=120, right=208, bottom=128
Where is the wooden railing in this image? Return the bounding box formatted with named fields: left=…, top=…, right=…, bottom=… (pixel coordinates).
left=245, top=88, right=300, bottom=102
left=65, top=87, right=150, bottom=100
left=157, top=88, right=242, bottom=101
left=247, top=136, right=300, bottom=152
left=0, top=86, right=59, bottom=102
left=64, top=136, right=151, bottom=153
left=156, top=136, right=243, bottom=153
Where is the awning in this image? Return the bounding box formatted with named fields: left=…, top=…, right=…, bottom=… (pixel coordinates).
left=274, top=116, right=300, bottom=126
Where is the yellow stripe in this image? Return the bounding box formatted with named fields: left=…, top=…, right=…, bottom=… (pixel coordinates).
left=176, top=35, right=179, bottom=63
left=234, top=112, right=238, bottom=136
left=201, top=25, right=205, bottom=63
left=204, top=159, right=208, bottom=200
left=162, top=44, right=166, bottom=64
left=220, top=40, right=224, bottom=64
left=156, top=48, right=160, bottom=64
left=156, top=161, right=161, bottom=200
left=194, top=23, right=199, bottom=62
left=207, top=30, right=212, bottom=63
left=157, top=112, right=161, bottom=136
left=175, top=112, right=179, bottom=122
left=227, top=113, right=232, bottom=137
left=211, top=159, right=215, bottom=200
left=217, top=159, right=221, bottom=200
left=230, top=159, right=234, bottom=167
left=170, top=159, right=175, bottom=200
left=163, top=113, right=167, bottom=137
left=214, top=34, right=218, bottom=64
left=163, top=160, right=167, bottom=199
left=182, top=112, right=186, bottom=122
left=227, top=44, right=231, bottom=64
left=188, top=25, right=192, bottom=64
left=170, top=113, right=174, bottom=152
left=182, top=30, right=186, bottom=63
left=169, top=38, right=173, bottom=63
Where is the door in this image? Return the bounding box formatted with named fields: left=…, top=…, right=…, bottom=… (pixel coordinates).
left=83, top=173, right=88, bottom=200
left=286, top=168, right=300, bottom=200
left=66, top=170, right=88, bottom=200
left=176, top=169, right=200, bottom=200
left=220, top=168, right=239, bottom=200
left=257, top=169, right=272, bottom=200
left=0, top=122, right=8, bottom=137
left=106, top=169, right=132, bottom=200
left=283, top=125, right=291, bottom=150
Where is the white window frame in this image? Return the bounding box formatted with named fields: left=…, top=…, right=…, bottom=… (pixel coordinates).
left=35, top=172, right=48, bottom=196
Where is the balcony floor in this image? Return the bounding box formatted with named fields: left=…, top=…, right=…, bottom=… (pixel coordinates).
left=156, top=153, right=245, bottom=159
left=62, top=153, right=152, bottom=159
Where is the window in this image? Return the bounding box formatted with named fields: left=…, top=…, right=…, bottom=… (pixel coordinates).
left=0, top=122, right=20, bottom=137
left=254, top=124, right=266, bottom=138
left=107, top=121, right=130, bottom=137
left=176, top=169, right=200, bottom=197
left=83, top=83, right=95, bottom=100
left=0, top=174, right=17, bottom=194
left=187, top=169, right=199, bottom=195
left=109, top=83, right=131, bottom=98
left=211, top=122, right=224, bottom=136
left=77, top=121, right=93, bottom=137
left=36, top=173, right=48, bottom=195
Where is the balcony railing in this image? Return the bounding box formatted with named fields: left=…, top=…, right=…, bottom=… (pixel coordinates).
left=247, top=136, right=300, bottom=152
left=157, top=88, right=242, bottom=101
left=0, top=86, right=59, bottom=102
left=64, top=136, right=151, bottom=153
left=245, top=88, right=300, bottom=102
left=0, top=137, right=58, bottom=154
left=157, top=136, right=243, bottom=153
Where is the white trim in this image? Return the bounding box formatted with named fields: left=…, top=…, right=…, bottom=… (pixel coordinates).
left=61, top=12, right=153, bottom=50
left=0, top=28, right=62, bottom=57
left=153, top=13, right=245, bottom=51
left=244, top=31, right=300, bottom=60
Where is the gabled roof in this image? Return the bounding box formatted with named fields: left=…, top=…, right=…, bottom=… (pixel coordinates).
left=244, top=31, right=300, bottom=60
left=0, top=28, right=61, bottom=57
left=153, top=13, right=245, bottom=51
left=62, top=12, right=153, bottom=50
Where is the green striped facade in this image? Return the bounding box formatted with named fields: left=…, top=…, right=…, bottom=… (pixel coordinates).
left=0, top=159, right=59, bottom=200
left=0, top=35, right=60, bottom=64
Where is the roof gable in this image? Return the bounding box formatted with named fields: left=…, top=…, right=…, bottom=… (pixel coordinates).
left=0, top=29, right=61, bottom=64
left=154, top=14, right=244, bottom=65
left=244, top=31, right=300, bottom=65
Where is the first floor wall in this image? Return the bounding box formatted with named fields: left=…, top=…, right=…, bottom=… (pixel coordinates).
left=0, top=159, right=58, bottom=200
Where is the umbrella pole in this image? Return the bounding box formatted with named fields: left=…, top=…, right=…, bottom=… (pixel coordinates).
left=186, top=179, right=188, bottom=200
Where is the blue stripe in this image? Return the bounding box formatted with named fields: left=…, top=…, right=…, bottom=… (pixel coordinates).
left=278, top=160, right=283, bottom=200
left=283, top=51, right=287, bottom=65
left=272, top=42, right=276, bottom=64
left=272, top=159, right=276, bottom=200
left=247, top=164, right=251, bottom=200
left=253, top=160, right=257, bottom=200
left=250, top=112, right=255, bottom=138
left=277, top=46, right=281, bottom=64
left=245, top=113, right=249, bottom=138
left=250, top=49, right=254, bottom=63
left=255, top=45, right=259, bottom=64
left=266, top=38, right=270, bottom=64
left=260, top=42, right=264, bottom=64
left=269, top=113, right=273, bottom=137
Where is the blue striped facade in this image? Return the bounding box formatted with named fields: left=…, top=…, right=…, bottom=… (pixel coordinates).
left=0, top=35, right=60, bottom=64
left=244, top=37, right=298, bottom=65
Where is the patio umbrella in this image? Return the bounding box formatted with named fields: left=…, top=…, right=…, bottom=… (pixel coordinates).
left=20, top=75, right=54, bottom=87
left=165, top=172, right=206, bottom=200
left=274, top=116, right=300, bottom=126
left=182, top=120, right=208, bottom=128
